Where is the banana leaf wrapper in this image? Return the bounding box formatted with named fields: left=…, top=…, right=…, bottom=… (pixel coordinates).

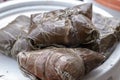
left=0, top=15, right=30, bottom=56
left=64, top=3, right=92, bottom=20
left=11, top=37, right=34, bottom=59
left=81, top=13, right=120, bottom=57
left=29, top=3, right=93, bottom=32
left=11, top=38, right=67, bottom=59
left=18, top=48, right=105, bottom=80
left=28, top=5, right=99, bottom=48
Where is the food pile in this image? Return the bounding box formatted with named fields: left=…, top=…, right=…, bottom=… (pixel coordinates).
left=0, top=3, right=120, bottom=80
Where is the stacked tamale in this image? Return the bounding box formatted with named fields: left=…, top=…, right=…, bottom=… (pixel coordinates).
left=0, top=3, right=120, bottom=80
left=81, top=13, right=120, bottom=58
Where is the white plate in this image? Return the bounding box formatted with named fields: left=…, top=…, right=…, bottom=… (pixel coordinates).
left=0, top=0, right=120, bottom=80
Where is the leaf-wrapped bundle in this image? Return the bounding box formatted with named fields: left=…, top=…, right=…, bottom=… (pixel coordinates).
left=0, top=15, right=30, bottom=56
left=28, top=4, right=99, bottom=48
left=18, top=48, right=105, bottom=80
left=81, top=13, right=120, bottom=57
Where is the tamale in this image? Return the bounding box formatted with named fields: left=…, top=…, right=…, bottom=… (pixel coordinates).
left=29, top=3, right=92, bottom=31
left=64, top=3, right=92, bottom=20
left=0, top=15, right=30, bottom=56
left=81, top=13, right=120, bottom=57
left=28, top=5, right=99, bottom=48
left=93, top=13, right=120, bottom=41
left=18, top=48, right=105, bottom=80
left=11, top=37, right=33, bottom=58
left=11, top=3, right=96, bottom=58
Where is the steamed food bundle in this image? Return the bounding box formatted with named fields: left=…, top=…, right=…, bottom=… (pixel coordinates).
left=82, top=13, right=120, bottom=57
left=11, top=37, right=33, bottom=58
left=29, top=3, right=93, bottom=32
left=11, top=3, right=98, bottom=58
left=12, top=3, right=99, bottom=58
left=28, top=3, right=99, bottom=48
left=16, top=4, right=104, bottom=80
left=28, top=13, right=99, bottom=48
left=0, top=3, right=119, bottom=80
left=0, top=15, right=30, bottom=57
left=18, top=48, right=105, bottom=80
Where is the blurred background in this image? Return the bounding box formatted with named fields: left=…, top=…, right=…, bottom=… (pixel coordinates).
left=84, top=0, right=120, bottom=18
left=0, top=0, right=6, bottom=2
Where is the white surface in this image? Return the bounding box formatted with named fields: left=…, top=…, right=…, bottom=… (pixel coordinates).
left=0, top=0, right=119, bottom=80
left=0, top=54, right=30, bottom=80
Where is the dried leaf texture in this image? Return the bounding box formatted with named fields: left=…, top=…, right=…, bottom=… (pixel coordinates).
left=11, top=37, right=33, bottom=58
left=28, top=5, right=99, bottom=48
left=18, top=48, right=105, bottom=80
left=0, top=15, right=30, bottom=56
left=81, top=13, right=120, bottom=57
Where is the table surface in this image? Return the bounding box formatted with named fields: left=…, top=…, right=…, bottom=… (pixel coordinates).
left=84, top=0, right=120, bottom=18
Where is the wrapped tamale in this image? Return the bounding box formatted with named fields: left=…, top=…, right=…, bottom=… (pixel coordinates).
left=93, top=13, right=120, bottom=41
left=0, top=15, right=30, bottom=56
left=81, top=13, right=120, bottom=57
left=11, top=37, right=33, bottom=58
left=29, top=3, right=92, bottom=31
left=10, top=3, right=96, bottom=58
left=11, top=38, right=67, bottom=59
left=27, top=4, right=99, bottom=48
left=18, top=48, right=105, bottom=80
left=64, top=3, right=92, bottom=20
